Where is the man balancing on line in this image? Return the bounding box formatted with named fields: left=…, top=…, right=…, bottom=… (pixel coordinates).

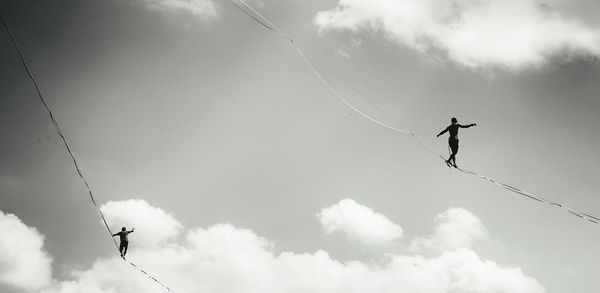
left=112, top=227, right=135, bottom=259
left=437, top=117, right=477, bottom=168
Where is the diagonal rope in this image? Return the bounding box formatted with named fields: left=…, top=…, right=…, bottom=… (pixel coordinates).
left=128, top=262, right=174, bottom=292
left=1, top=15, right=175, bottom=292
left=235, top=0, right=292, bottom=41
left=231, top=0, right=276, bottom=34
left=454, top=166, right=598, bottom=224
left=343, top=82, right=436, bottom=154
left=291, top=43, right=412, bottom=135
left=229, top=0, right=599, bottom=226
left=231, top=1, right=410, bottom=135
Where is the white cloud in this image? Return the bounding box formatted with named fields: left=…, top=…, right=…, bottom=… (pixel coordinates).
left=0, top=211, right=52, bottom=291
left=410, top=207, right=488, bottom=253
left=335, top=48, right=352, bottom=58
left=335, top=37, right=363, bottom=58
left=314, top=0, right=600, bottom=69
left=387, top=248, right=544, bottom=293
left=2, top=200, right=543, bottom=293
left=100, top=199, right=183, bottom=248
left=317, top=199, right=403, bottom=248
left=131, top=0, right=219, bottom=20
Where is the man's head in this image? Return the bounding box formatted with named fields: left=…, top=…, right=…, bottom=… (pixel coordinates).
left=451, top=117, right=457, bottom=124
left=121, top=227, right=126, bottom=232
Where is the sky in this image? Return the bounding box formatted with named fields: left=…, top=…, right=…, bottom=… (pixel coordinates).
left=1, top=0, right=599, bottom=292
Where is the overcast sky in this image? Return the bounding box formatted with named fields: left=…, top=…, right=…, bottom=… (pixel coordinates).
left=1, top=0, right=600, bottom=292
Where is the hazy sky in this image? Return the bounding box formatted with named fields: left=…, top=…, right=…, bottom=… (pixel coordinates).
left=1, top=0, right=600, bottom=292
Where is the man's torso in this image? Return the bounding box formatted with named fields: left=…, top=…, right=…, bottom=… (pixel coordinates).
left=118, top=231, right=129, bottom=242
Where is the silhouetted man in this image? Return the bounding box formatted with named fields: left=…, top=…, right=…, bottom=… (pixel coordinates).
left=112, top=227, right=135, bottom=258
left=437, top=117, right=476, bottom=167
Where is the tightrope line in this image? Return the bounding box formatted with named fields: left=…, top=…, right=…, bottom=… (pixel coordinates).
left=230, top=0, right=599, bottom=226
left=1, top=15, right=175, bottom=292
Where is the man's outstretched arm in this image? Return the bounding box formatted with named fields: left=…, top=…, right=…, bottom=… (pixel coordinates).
left=437, top=127, right=449, bottom=137
left=459, top=123, right=477, bottom=128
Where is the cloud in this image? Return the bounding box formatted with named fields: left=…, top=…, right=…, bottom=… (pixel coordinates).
left=3, top=199, right=543, bottom=293
left=335, top=38, right=363, bottom=58
left=0, top=211, right=52, bottom=291
left=131, top=0, right=219, bottom=20
left=100, top=199, right=183, bottom=248
left=410, top=207, right=488, bottom=253
left=314, top=0, right=600, bottom=69
left=387, top=248, right=544, bottom=293
left=317, top=199, right=403, bottom=248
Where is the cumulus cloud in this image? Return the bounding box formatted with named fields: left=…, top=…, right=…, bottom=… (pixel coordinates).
left=3, top=200, right=543, bottom=293
left=130, top=0, right=219, bottom=20
left=100, top=199, right=183, bottom=248
left=0, top=211, right=52, bottom=291
left=317, top=199, right=403, bottom=248
left=410, top=207, right=488, bottom=253
left=314, top=0, right=600, bottom=69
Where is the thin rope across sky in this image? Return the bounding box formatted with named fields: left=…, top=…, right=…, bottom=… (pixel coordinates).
left=0, top=15, right=175, bottom=293
left=229, top=0, right=599, bottom=225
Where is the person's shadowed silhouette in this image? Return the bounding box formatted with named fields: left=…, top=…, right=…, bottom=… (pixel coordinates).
left=112, top=227, right=135, bottom=259
left=437, top=117, right=477, bottom=168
